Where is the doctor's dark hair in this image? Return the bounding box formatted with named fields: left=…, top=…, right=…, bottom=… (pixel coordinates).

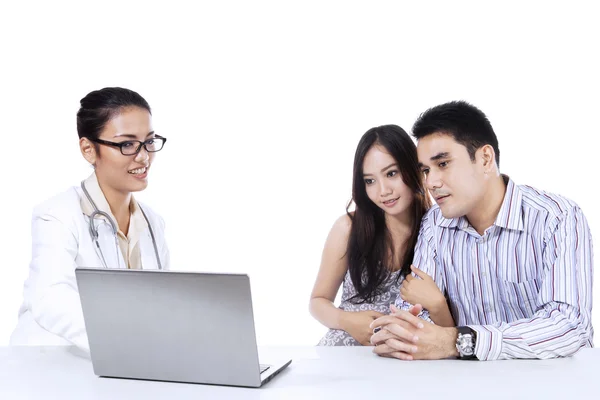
left=76, top=87, right=152, bottom=140
left=412, top=100, right=500, bottom=167
left=346, top=125, right=430, bottom=304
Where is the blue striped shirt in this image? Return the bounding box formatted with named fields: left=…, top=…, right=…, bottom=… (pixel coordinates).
left=413, top=176, right=594, bottom=360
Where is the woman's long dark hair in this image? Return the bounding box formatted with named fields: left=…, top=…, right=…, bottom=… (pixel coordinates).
left=346, top=125, right=430, bottom=303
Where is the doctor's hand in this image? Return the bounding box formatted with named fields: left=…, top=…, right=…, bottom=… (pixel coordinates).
left=370, top=305, right=459, bottom=360
left=400, top=266, right=446, bottom=313
left=340, top=310, right=386, bottom=346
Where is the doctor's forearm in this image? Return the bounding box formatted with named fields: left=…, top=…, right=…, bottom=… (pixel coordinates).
left=30, top=287, right=89, bottom=351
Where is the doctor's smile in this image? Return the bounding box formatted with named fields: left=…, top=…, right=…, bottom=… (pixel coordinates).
left=128, top=166, right=149, bottom=177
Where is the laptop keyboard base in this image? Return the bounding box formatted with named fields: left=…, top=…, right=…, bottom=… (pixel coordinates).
left=259, top=364, right=270, bottom=374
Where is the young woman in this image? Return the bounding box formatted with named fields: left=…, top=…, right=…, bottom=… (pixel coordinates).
left=10, top=87, right=170, bottom=352
left=309, top=125, right=453, bottom=346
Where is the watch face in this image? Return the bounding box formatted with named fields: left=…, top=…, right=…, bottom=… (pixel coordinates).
left=460, top=341, right=474, bottom=356
left=457, top=333, right=475, bottom=356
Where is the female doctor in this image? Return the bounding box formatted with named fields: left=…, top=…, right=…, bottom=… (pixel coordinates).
left=10, top=87, right=170, bottom=352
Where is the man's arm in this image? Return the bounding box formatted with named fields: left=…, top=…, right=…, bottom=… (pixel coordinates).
left=470, top=206, right=593, bottom=360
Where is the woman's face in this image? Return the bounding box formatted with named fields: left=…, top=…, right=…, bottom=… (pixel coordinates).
left=362, top=144, right=415, bottom=217
left=82, top=106, right=156, bottom=194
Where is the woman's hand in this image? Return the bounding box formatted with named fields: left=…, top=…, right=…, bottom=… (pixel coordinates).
left=400, top=265, right=446, bottom=313
left=340, top=310, right=386, bottom=346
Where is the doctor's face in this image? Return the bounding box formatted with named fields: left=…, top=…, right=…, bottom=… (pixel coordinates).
left=91, top=106, right=156, bottom=194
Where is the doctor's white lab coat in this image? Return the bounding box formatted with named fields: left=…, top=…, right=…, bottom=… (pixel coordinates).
left=10, top=185, right=170, bottom=352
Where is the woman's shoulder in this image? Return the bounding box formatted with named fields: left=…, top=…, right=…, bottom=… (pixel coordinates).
left=322, top=213, right=354, bottom=251
left=29, top=186, right=84, bottom=236
left=331, top=213, right=353, bottom=235
left=33, top=187, right=81, bottom=219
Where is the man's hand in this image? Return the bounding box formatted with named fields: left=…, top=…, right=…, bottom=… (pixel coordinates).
left=369, top=304, right=421, bottom=360
left=400, top=266, right=446, bottom=313
left=340, top=310, right=386, bottom=346
left=370, top=304, right=459, bottom=360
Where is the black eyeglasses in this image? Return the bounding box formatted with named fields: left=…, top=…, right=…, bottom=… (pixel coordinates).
left=90, top=135, right=167, bottom=155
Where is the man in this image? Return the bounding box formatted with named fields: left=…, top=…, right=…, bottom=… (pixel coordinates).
left=370, top=101, right=594, bottom=360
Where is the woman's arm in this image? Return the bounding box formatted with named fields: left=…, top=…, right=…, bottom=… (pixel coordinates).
left=310, top=215, right=391, bottom=345
left=427, top=298, right=455, bottom=327
left=22, top=209, right=90, bottom=351
left=309, top=215, right=353, bottom=330
left=400, top=266, right=455, bottom=327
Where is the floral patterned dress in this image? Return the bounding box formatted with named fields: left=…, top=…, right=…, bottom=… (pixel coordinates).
left=317, top=269, right=402, bottom=346
left=317, top=268, right=433, bottom=346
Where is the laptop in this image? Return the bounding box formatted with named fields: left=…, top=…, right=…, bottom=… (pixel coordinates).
left=75, top=268, right=292, bottom=387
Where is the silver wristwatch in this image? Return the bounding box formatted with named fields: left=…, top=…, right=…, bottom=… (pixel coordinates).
left=456, top=326, right=476, bottom=359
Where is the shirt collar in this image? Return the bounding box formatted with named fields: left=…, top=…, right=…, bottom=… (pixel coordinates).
left=128, top=195, right=148, bottom=242
left=438, top=214, right=469, bottom=229
left=493, top=175, right=524, bottom=231
left=80, top=172, right=148, bottom=238
left=437, top=174, right=524, bottom=232
left=81, top=172, right=118, bottom=224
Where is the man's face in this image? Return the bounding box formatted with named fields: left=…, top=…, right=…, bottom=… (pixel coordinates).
left=417, top=133, right=487, bottom=219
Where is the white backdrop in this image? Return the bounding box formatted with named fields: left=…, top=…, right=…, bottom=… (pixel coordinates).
left=0, top=1, right=598, bottom=347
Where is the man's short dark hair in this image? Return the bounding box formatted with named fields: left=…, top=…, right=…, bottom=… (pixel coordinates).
left=412, top=100, right=500, bottom=167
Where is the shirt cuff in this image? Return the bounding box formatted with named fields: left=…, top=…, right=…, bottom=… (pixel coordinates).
left=467, top=325, right=503, bottom=361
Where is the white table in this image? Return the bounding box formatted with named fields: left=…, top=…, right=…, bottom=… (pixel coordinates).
left=1, top=345, right=599, bottom=399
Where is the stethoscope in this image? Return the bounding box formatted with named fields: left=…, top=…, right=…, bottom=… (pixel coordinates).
left=81, top=181, right=163, bottom=270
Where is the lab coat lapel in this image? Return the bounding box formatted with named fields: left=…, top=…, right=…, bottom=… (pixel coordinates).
left=139, top=227, right=159, bottom=270
left=88, top=216, right=126, bottom=269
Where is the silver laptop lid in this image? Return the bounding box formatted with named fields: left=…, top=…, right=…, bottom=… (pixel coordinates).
left=75, top=269, right=263, bottom=387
